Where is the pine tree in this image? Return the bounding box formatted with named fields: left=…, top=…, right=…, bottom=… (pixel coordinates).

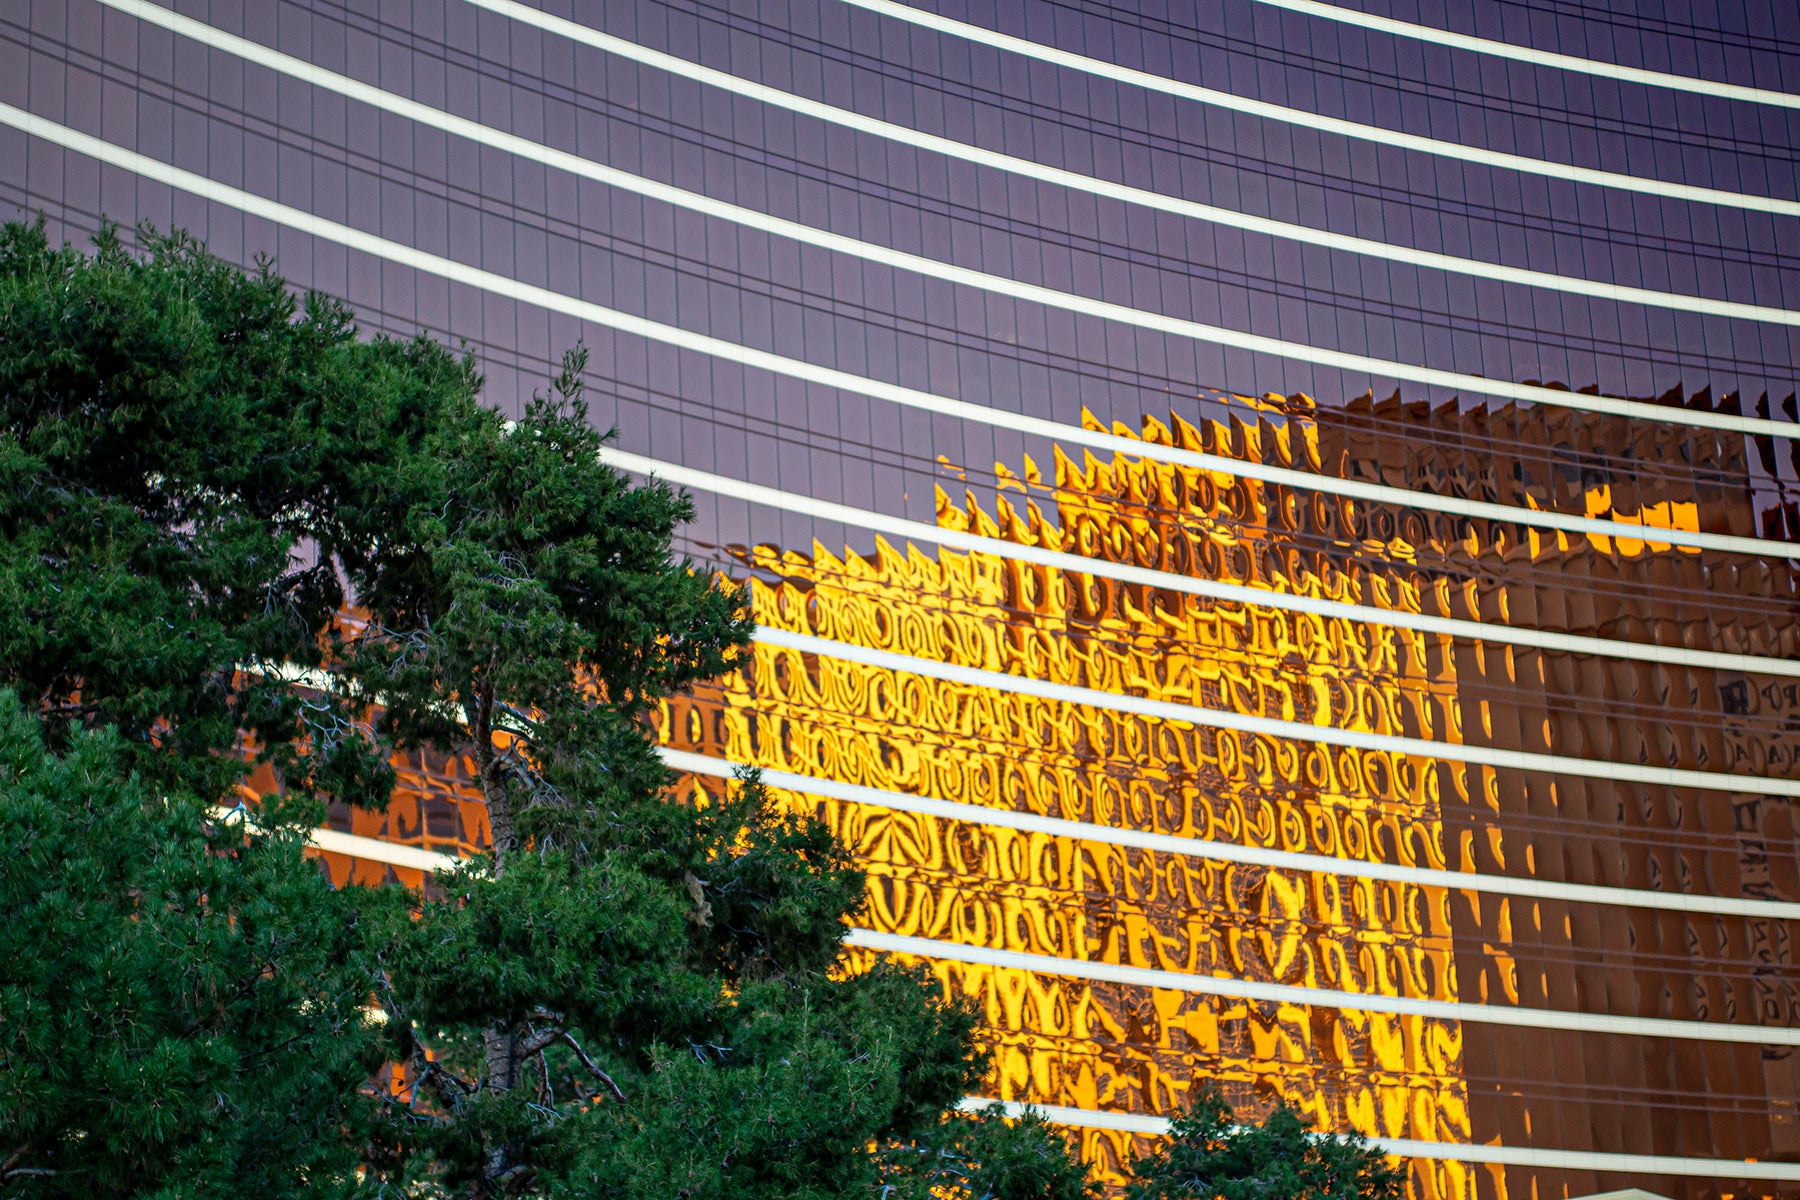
left=878, top=1104, right=1101, bottom=1200
left=0, top=693, right=382, bottom=1197
left=336, top=346, right=1088, bottom=1196
left=0, top=217, right=410, bottom=807
left=0, top=221, right=1095, bottom=1198
left=0, top=217, right=423, bottom=1194
left=1125, top=1086, right=1405, bottom=1200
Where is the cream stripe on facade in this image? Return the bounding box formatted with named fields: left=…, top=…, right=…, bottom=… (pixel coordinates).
left=19, top=39, right=1800, bottom=449
left=957, top=1098, right=1800, bottom=1181
left=243, top=672, right=1800, bottom=921
left=14, top=101, right=1800, bottom=452
left=837, top=0, right=1800, bottom=219
left=15, top=114, right=1795, bottom=548
left=309, top=825, right=458, bottom=872
left=285, top=0, right=1800, bottom=328
left=1252, top=0, right=1800, bottom=112
left=756, top=625, right=1800, bottom=799
left=850, top=928, right=1800, bottom=1046
left=253, top=681, right=1795, bottom=919
left=290, top=820, right=1800, bottom=1049
left=657, top=748, right=1800, bottom=921
left=602, top=447, right=1800, bottom=678
left=239, top=677, right=1800, bottom=922
left=18, top=95, right=1800, bottom=638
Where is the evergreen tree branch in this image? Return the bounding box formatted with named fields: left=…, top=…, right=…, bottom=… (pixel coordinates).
left=557, top=1032, right=625, bottom=1102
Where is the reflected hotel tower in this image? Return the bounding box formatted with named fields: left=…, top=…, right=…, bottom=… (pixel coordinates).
left=6, top=0, right=1800, bottom=1196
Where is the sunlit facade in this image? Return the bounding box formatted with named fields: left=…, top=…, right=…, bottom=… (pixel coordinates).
left=6, top=0, right=1800, bottom=1195
left=643, top=392, right=1800, bottom=1196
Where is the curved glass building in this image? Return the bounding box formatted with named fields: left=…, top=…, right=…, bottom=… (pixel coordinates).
left=6, top=0, right=1800, bottom=1195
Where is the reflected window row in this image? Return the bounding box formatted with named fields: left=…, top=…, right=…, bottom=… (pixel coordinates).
left=14, top=48, right=1794, bottom=414
left=69, top=0, right=1800, bottom=289
left=18, top=154, right=1794, bottom=611
left=848, top=0, right=1800, bottom=152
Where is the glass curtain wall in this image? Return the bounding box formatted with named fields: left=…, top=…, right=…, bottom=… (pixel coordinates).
left=5, top=0, right=1799, bottom=1194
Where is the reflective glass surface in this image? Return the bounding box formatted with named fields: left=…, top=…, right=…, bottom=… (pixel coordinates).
left=6, top=0, right=1800, bottom=1194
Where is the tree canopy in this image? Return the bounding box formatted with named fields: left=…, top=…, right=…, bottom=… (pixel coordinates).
left=0, top=220, right=405, bottom=808
left=0, top=220, right=1095, bottom=1199
left=0, top=694, right=382, bottom=1197
left=1127, top=1087, right=1404, bottom=1200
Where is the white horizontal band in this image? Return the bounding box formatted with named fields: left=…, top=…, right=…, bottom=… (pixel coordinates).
left=237, top=678, right=1800, bottom=918
left=274, top=661, right=1769, bottom=922
left=310, top=825, right=458, bottom=872
left=293, top=748, right=1799, bottom=932
left=298, top=823, right=1800, bottom=1047
left=253, top=734, right=1800, bottom=928
left=292, top=746, right=1800, bottom=1158
left=1253, top=0, right=1800, bottom=112
left=19, top=113, right=1794, bottom=534
left=850, top=927, right=1800, bottom=1046
left=273, top=637, right=1800, bottom=919
left=658, top=747, right=1800, bottom=921
left=757, top=625, right=1800, bottom=798
left=366, top=0, right=1800, bottom=326
left=15, top=69, right=1799, bottom=446
left=212, top=801, right=465, bottom=871
left=959, top=1098, right=1800, bottom=1181
left=603, top=445, right=1800, bottom=676
left=956, top=1096, right=1170, bottom=1133
left=105, top=0, right=1800, bottom=538
left=837, top=0, right=1800, bottom=219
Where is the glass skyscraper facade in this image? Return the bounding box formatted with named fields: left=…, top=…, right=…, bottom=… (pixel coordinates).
left=6, top=0, right=1800, bottom=1195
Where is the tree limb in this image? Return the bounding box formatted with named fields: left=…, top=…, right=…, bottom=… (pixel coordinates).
left=363, top=1086, right=451, bottom=1130
left=559, top=1032, right=625, bottom=1102
left=519, top=1026, right=563, bottom=1057
left=535, top=1049, right=553, bottom=1110
left=414, top=1056, right=475, bottom=1115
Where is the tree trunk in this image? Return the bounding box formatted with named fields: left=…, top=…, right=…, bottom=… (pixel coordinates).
left=469, top=682, right=517, bottom=875
left=480, top=759, right=517, bottom=874
left=470, top=680, right=523, bottom=1194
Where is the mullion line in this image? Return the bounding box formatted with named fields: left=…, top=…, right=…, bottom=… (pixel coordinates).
left=963, top=1029, right=1791, bottom=1114
left=676, top=553, right=1800, bottom=750
left=1005, top=0, right=1800, bottom=155
left=12, top=175, right=1795, bottom=624
left=687, top=0, right=1800, bottom=167
left=823, top=855, right=1791, bottom=980
left=189, top=0, right=1800, bottom=300
left=294, top=0, right=1800, bottom=291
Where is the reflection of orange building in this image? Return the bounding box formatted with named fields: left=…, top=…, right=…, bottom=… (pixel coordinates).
left=1313, top=395, right=1800, bottom=1194
left=658, top=397, right=1477, bottom=1196
left=319, top=391, right=1800, bottom=1200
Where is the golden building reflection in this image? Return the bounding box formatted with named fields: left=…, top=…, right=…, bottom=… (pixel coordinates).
left=658, top=396, right=1476, bottom=1196
left=323, top=391, right=1800, bottom=1200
